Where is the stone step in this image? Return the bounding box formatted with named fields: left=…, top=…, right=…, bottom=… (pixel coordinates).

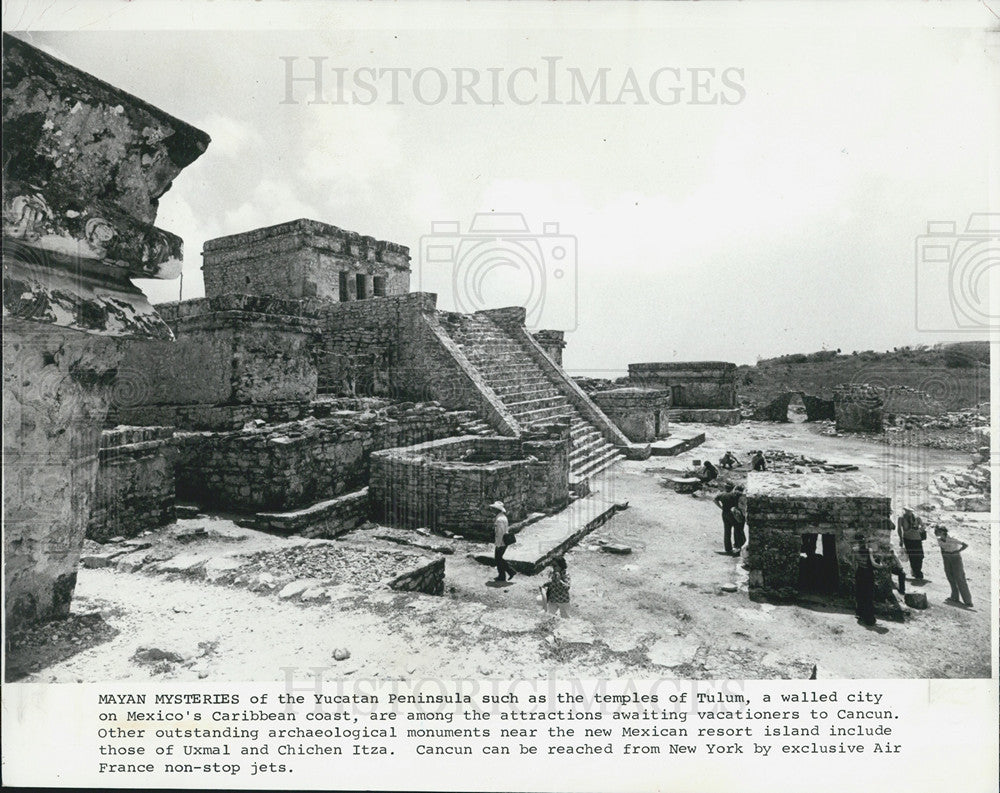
left=573, top=446, right=624, bottom=479
left=513, top=404, right=575, bottom=424
left=569, top=434, right=609, bottom=464
left=505, top=394, right=567, bottom=411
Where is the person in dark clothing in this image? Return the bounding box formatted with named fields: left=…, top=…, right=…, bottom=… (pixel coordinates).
left=713, top=484, right=745, bottom=554
left=854, top=539, right=880, bottom=626
left=750, top=451, right=767, bottom=471
left=896, top=508, right=925, bottom=580
left=698, top=460, right=719, bottom=483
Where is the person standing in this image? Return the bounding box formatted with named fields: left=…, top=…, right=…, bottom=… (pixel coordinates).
left=713, top=484, right=745, bottom=555
left=934, top=525, right=973, bottom=607
left=896, top=507, right=925, bottom=580
left=490, top=501, right=516, bottom=583
left=854, top=539, right=880, bottom=626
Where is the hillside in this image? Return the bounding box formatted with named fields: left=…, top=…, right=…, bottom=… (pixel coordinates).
left=737, top=342, right=990, bottom=411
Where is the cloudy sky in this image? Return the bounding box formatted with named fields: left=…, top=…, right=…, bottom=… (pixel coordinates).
left=8, top=2, right=996, bottom=374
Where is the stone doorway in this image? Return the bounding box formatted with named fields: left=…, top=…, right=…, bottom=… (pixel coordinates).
left=787, top=392, right=807, bottom=423
left=798, top=532, right=839, bottom=594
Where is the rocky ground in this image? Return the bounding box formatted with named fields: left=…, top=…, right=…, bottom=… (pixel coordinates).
left=6, top=422, right=991, bottom=683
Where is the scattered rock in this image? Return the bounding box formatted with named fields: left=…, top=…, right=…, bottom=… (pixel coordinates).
left=904, top=592, right=928, bottom=609
left=601, top=543, right=632, bottom=555
left=81, top=552, right=124, bottom=569
left=132, top=646, right=186, bottom=665
left=175, top=504, right=201, bottom=519
left=278, top=579, right=321, bottom=599
left=719, top=583, right=738, bottom=593
left=157, top=554, right=208, bottom=574
left=333, top=648, right=351, bottom=661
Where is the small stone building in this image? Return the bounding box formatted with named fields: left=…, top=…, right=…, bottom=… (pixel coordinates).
left=745, top=472, right=900, bottom=617
left=202, top=218, right=410, bottom=301
left=629, top=361, right=740, bottom=424
left=591, top=388, right=671, bottom=443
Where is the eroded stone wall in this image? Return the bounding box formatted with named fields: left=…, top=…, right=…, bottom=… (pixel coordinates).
left=834, top=385, right=884, bottom=432
left=592, top=388, right=671, bottom=442
left=87, top=426, right=176, bottom=542
left=174, top=403, right=484, bottom=513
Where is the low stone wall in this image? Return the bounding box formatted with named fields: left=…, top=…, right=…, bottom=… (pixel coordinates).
left=629, top=361, right=737, bottom=409
left=669, top=408, right=742, bottom=425
left=592, top=388, right=671, bottom=442
left=745, top=472, right=898, bottom=615
left=109, top=401, right=311, bottom=432
left=370, top=434, right=569, bottom=539
left=834, top=385, right=884, bottom=432
left=174, top=402, right=481, bottom=513
left=254, top=488, right=370, bottom=539
left=87, top=426, right=177, bottom=542
left=389, top=556, right=445, bottom=596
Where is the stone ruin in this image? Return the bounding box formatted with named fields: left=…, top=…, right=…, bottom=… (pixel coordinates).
left=745, top=471, right=902, bottom=619
left=2, top=34, right=209, bottom=629
left=591, top=387, right=672, bottom=443
left=748, top=391, right=836, bottom=422
left=834, top=385, right=885, bottom=432
left=628, top=361, right=742, bottom=425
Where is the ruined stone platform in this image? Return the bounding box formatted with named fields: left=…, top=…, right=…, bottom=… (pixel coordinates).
left=649, top=431, right=706, bottom=457
left=668, top=408, right=742, bottom=425
left=473, top=494, right=622, bottom=574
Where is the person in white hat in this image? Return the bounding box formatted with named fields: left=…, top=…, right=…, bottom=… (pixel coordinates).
left=490, top=501, right=516, bottom=582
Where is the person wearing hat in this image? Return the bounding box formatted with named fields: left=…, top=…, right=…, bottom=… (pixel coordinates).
left=896, top=507, right=926, bottom=580
left=490, top=501, right=516, bottom=583
left=934, top=525, right=972, bottom=608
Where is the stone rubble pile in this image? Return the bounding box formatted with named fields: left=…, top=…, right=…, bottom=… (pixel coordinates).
left=926, top=464, right=991, bottom=512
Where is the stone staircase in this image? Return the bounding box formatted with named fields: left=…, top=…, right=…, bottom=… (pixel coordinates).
left=440, top=312, right=624, bottom=480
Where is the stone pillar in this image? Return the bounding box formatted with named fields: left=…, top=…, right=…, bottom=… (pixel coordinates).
left=2, top=34, right=209, bottom=628
left=532, top=330, right=566, bottom=365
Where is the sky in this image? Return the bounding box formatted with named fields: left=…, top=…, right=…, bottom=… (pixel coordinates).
left=7, top=2, right=997, bottom=374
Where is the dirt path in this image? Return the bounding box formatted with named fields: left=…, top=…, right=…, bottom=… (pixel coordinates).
left=9, top=423, right=990, bottom=683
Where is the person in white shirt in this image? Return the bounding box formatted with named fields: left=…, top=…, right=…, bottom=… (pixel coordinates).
left=934, top=525, right=972, bottom=607
left=490, top=501, right=516, bottom=583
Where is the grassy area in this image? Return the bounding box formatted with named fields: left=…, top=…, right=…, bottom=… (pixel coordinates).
left=737, top=342, right=989, bottom=410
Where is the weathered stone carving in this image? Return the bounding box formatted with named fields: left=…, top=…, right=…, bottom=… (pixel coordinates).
left=3, top=33, right=209, bottom=629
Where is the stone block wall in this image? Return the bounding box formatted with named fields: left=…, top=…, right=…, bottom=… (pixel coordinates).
left=174, top=402, right=482, bottom=513
left=592, top=388, right=671, bottom=442
left=629, top=361, right=737, bottom=408
left=834, top=385, right=884, bottom=432
left=801, top=393, right=836, bottom=421
left=389, top=556, right=445, bottom=596
left=87, top=426, right=176, bottom=542
left=370, top=434, right=570, bottom=539
left=109, top=295, right=321, bottom=429
left=745, top=472, right=895, bottom=605
left=202, top=219, right=410, bottom=301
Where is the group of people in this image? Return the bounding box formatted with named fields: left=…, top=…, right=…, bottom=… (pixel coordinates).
left=490, top=500, right=571, bottom=618
left=853, top=507, right=974, bottom=627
